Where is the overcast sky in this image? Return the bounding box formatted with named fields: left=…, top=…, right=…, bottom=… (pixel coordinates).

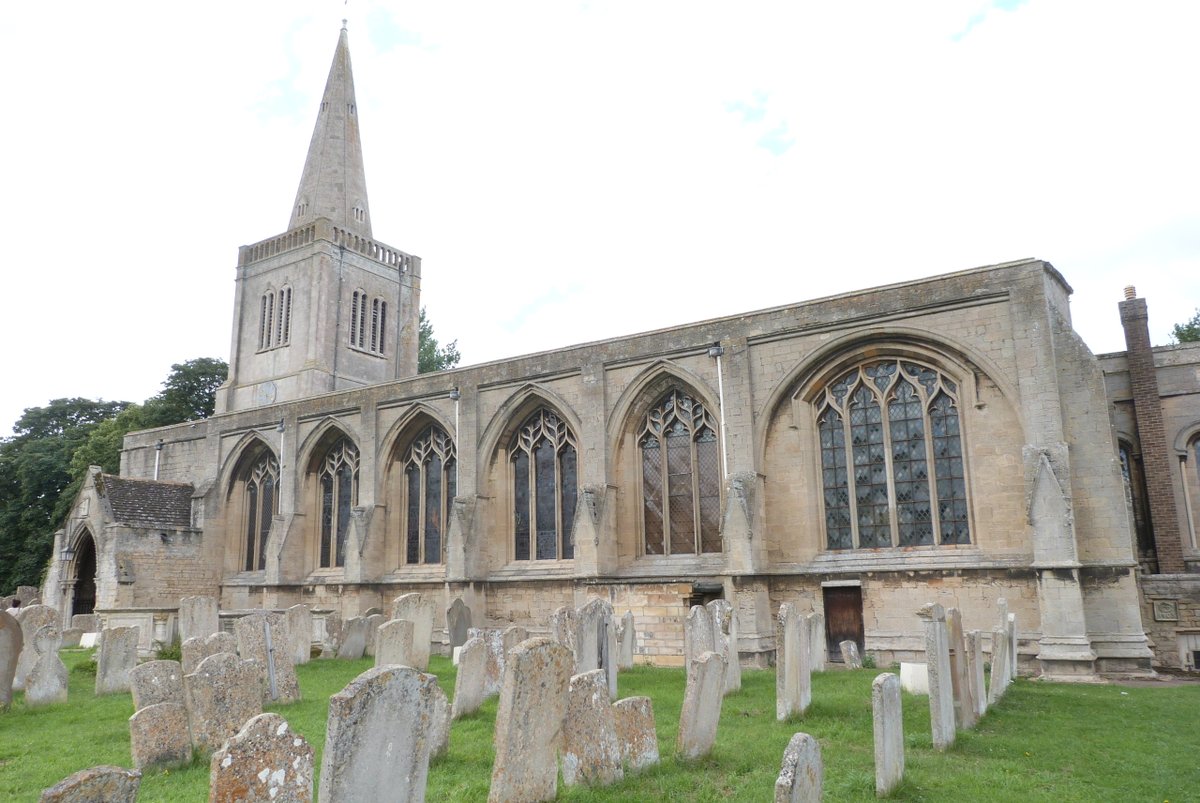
left=2, top=1, right=1197, bottom=437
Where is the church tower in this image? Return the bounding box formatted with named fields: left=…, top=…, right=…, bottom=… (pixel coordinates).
left=216, top=24, right=420, bottom=414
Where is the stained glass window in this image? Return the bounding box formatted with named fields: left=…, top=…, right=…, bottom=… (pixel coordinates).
left=511, top=409, right=577, bottom=561
left=318, top=438, right=359, bottom=568
left=399, top=425, right=456, bottom=565
left=242, top=453, right=279, bottom=571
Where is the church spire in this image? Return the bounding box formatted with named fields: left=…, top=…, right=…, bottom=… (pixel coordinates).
left=288, top=22, right=372, bottom=236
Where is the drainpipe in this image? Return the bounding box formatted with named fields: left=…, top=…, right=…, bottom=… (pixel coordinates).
left=154, top=439, right=164, bottom=481
left=708, top=343, right=729, bottom=479
left=449, top=387, right=461, bottom=485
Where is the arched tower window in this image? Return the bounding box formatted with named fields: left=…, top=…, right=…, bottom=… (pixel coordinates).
left=400, top=425, right=456, bottom=565
left=242, top=453, right=279, bottom=571
left=258, top=287, right=291, bottom=351
left=639, top=389, right=721, bottom=556
left=277, top=286, right=292, bottom=346
left=816, top=360, right=969, bottom=549
left=348, top=291, right=386, bottom=355
left=511, top=409, right=577, bottom=561
left=350, top=290, right=367, bottom=349
left=259, top=291, right=275, bottom=351
left=317, top=437, right=359, bottom=568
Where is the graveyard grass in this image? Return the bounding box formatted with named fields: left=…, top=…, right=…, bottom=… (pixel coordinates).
left=1, top=650, right=1196, bottom=801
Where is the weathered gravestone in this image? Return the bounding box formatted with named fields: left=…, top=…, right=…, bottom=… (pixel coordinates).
left=618, top=610, right=635, bottom=669
left=429, top=682, right=451, bottom=760
left=807, top=612, right=826, bottom=672
left=285, top=604, right=313, bottom=666
left=549, top=605, right=577, bottom=657
left=917, top=603, right=955, bottom=751
left=129, top=701, right=191, bottom=770
left=319, top=665, right=441, bottom=802
left=707, top=599, right=741, bottom=694
left=362, top=613, right=385, bottom=658
left=182, top=631, right=237, bottom=674
left=838, top=640, right=862, bottom=670
left=390, top=593, right=435, bottom=670
left=561, top=669, right=623, bottom=787
left=71, top=614, right=100, bottom=633
left=184, top=652, right=263, bottom=754
left=576, top=599, right=618, bottom=699
left=25, top=625, right=68, bottom=708
left=945, top=607, right=976, bottom=730
left=872, top=673, right=905, bottom=797
left=179, top=595, right=220, bottom=643
left=612, top=696, right=659, bottom=771
left=14, top=604, right=58, bottom=691
left=468, top=627, right=505, bottom=697
left=375, top=619, right=415, bottom=667
left=774, top=732, right=822, bottom=803
left=501, top=625, right=529, bottom=663
left=235, top=611, right=300, bottom=704
left=967, top=629, right=987, bottom=717
left=59, top=628, right=84, bottom=648
left=683, top=605, right=714, bottom=682
left=130, top=660, right=183, bottom=711
left=39, top=766, right=141, bottom=803
left=96, top=626, right=140, bottom=696
left=988, top=625, right=1009, bottom=705
left=677, top=650, right=728, bottom=760
left=1007, top=611, right=1018, bottom=680
left=776, top=602, right=811, bottom=720
left=451, top=635, right=487, bottom=720
left=210, top=712, right=314, bottom=803
left=322, top=616, right=344, bottom=657
left=0, top=610, right=21, bottom=711
left=489, top=638, right=573, bottom=803
left=447, top=598, right=471, bottom=651
left=337, top=616, right=369, bottom=660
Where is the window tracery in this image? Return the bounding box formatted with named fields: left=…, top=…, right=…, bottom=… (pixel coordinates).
left=400, top=425, right=456, bottom=565
left=318, top=437, right=359, bottom=568
left=511, top=409, right=577, bottom=561
left=242, top=453, right=279, bottom=571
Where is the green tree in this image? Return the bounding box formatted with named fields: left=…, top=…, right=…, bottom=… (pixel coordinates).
left=418, top=307, right=461, bottom=374
left=1171, top=308, right=1200, bottom=344
left=147, top=357, right=229, bottom=423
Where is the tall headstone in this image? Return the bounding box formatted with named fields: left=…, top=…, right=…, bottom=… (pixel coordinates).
left=390, top=593, right=435, bottom=670
left=618, top=610, right=636, bottom=669
left=988, top=626, right=1009, bottom=705
left=285, top=604, right=313, bottom=666
left=451, top=636, right=488, bottom=720
left=468, top=627, right=506, bottom=696
left=235, top=611, right=300, bottom=704
left=561, top=669, right=623, bottom=787
left=210, top=713, right=314, bottom=803
left=25, top=625, right=68, bottom=708
left=319, top=665, right=441, bottom=802
left=945, top=607, right=976, bottom=730
left=707, top=599, right=741, bottom=694
left=1007, top=612, right=1018, bottom=680
left=916, top=603, right=955, bottom=750
left=447, top=598, right=472, bottom=651
left=375, top=619, right=415, bottom=668
left=774, top=732, right=823, bottom=803
left=549, top=606, right=577, bottom=659
left=576, top=598, right=618, bottom=698
left=95, top=626, right=139, bottom=696
left=488, top=638, right=573, bottom=803
left=839, top=640, right=862, bottom=669
left=184, top=652, right=263, bottom=754
left=683, top=605, right=714, bottom=682
left=0, top=610, right=21, bottom=711
left=967, top=629, right=988, bottom=717
left=807, top=612, right=826, bottom=672
left=337, top=616, right=369, bottom=660
left=776, top=603, right=811, bottom=720
left=362, top=613, right=385, bottom=658
left=182, top=631, right=237, bottom=674
left=872, top=673, right=905, bottom=796
left=39, top=766, right=141, bottom=803
left=130, top=660, right=184, bottom=711
left=178, top=596, right=220, bottom=643
left=129, top=702, right=191, bottom=770
left=14, top=604, right=58, bottom=691
left=323, top=616, right=345, bottom=656
left=676, top=650, right=728, bottom=760
left=612, top=696, right=659, bottom=770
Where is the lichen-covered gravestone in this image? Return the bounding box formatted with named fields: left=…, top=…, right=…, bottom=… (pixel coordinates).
left=451, top=636, right=488, bottom=720
left=39, top=766, right=141, bottom=803
left=182, top=631, right=238, bottom=674
left=676, top=650, right=728, bottom=760
left=25, top=625, right=68, bottom=708
left=319, top=665, right=441, bottom=802
left=210, top=712, right=314, bottom=803
left=285, top=604, right=313, bottom=666
left=96, top=626, right=140, bottom=696
left=71, top=614, right=100, bottom=633
left=561, top=669, right=623, bottom=787
left=235, top=611, right=300, bottom=704
left=337, top=616, right=369, bottom=660
left=390, top=593, right=435, bottom=670
left=489, top=638, right=573, bottom=803
left=872, top=672, right=905, bottom=796
left=576, top=598, right=618, bottom=698
left=375, top=619, right=415, bottom=668
left=613, top=696, right=659, bottom=770
left=618, top=610, right=635, bottom=669
left=184, top=652, right=263, bottom=754
left=967, top=629, right=987, bottom=717
left=178, top=595, right=220, bottom=642
left=549, top=606, right=577, bottom=659
left=683, top=605, right=714, bottom=683
left=130, top=660, right=184, bottom=711
left=838, top=640, right=862, bottom=669
left=945, top=607, right=976, bottom=730
left=501, top=625, right=528, bottom=656
left=129, top=701, right=191, bottom=770
left=14, top=604, right=58, bottom=691
left=429, top=682, right=451, bottom=760
left=707, top=599, right=741, bottom=694
left=0, top=610, right=21, bottom=711
left=362, top=613, right=385, bottom=658
left=807, top=612, right=826, bottom=672
left=447, top=598, right=471, bottom=651
left=468, top=627, right=506, bottom=697
left=774, top=732, right=822, bottom=802
left=917, top=603, right=955, bottom=751
left=776, top=602, right=811, bottom=720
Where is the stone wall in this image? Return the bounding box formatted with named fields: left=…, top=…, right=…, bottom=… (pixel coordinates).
left=1138, top=575, right=1200, bottom=669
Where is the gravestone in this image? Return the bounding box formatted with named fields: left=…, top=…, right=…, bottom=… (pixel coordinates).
left=618, top=610, right=635, bottom=669
left=447, top=598, right=471, bottom=651
left=362, top=613, right=385, bottom=658
left=707, top=599, right=741, bottom=694
left=872, top=673, right=904, bottom=796
left=576, top=598, right=618, bottom=698
left=451, top=636, right=488, bottom=719
left=210, top=712, right=314, bottom=803
left=14, top=604, right=58, bottom=691
left=25, top=625, right=68, bottom=708
left=945, top=607, right=976, bottom=730
left=323, top=616, right=345, bottom=656
left=59, top=628, right=84, bottom=648
left=988, top=626, right=1009, bottom=705
left=839, top=640, right=862, bottom=669
left=774, top=732, right=822, bottom=803
left=129, top=701, right=191, bottom=770
left=390, top=593, right=435, bottom=670
left=917, top=603, right=955, bottom=750
left=71, top=614, right=100, bottom=633
left=285, top=604, right=313, bottom=666
left=488, top=638, right=573, bottom=803
left=375, top=619, right=415, bottom=667
left=967, top=629, right=987, bottom=717
left=612, top=696, right=659, bottom=770
left=184, top=652, right=263, bottom=754
left=337, top=616, right=369, bottom=660
left=501, top=625, right=529, bottom=657
left=0, top=610, right=20, bottom=711
left=178, top=596, right=220, bottom=643
left=130, top=660, right=183, bottom=711
left=39, top=766, right=141, bottom=803
left=1007, top=612, right=1018, bottom=680
left=776, top=603, right=811, bottom=720
left=676, top=650, right=727, bottom=760
left=683, top=605, right=714, bottom=683
left=430, top=682, right=451, bottom=760
left=899, top=662, right=929, bottom=695
left=549, top=606, right=577, bottom=659
left=807, top=612, right=826, bottom=672
left=561, top=669, right=623, bottom=787
left=468, top=627, right=506, bottom=696
left=182, top=631, right=237, bottom=674
left=319, top=665, right=441, bottom=802
left=95, top=626, right=139, bottom=696
left=235, top=611, right=300, bottom=704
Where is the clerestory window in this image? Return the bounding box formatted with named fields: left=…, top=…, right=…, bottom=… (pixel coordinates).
left=401, top=425, right=456, bottom=565
left=318, top=438, right=359, bottom=568
left=511, top=409, right=577, bottom=561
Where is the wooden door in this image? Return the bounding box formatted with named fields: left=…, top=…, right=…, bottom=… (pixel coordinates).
left=823, top=586, right=864, bottom=661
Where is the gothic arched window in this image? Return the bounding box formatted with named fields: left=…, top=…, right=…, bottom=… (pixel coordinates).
left=816, top=360, right=969, bottom=549
left=242, top=453, right=279, bottom=571
left=258, top=287, right=291, bottom=351
left=511, top=409, right=577, bottom=561
left=639, top=389, right=722, bottom=556
left=401, top=425, right=456, bottom=565
left=318, top=438, right=359, bottom=568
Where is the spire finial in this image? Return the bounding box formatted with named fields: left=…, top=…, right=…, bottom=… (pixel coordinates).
left=342, top=18, right=348, bottom=31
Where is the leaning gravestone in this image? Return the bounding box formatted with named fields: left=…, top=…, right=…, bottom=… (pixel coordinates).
left=390, top=593, right=435, bottom=670
left=807, top=612, right=827, bottom=672
left=468, top=627, right=506, bottom=697
left=613, top=696, right=659, bottom=770
left=96, top=626, right=140, bottom=696
left=375, top=619, right=414, bottom=668
left=235, top=611, right=300, bottom=703
left=285, top=604, right=313, bottom=666
left=683, top=605, right=714, bottom=683
left=451, top=636, right=488, bottom=720
left=988, top=625, right=1009, bottom=705
left=319, top=665, right=441, bottom=802
left=774, top=732, right=822, bottom=803
left=447, top=598, right=472, bottom=651
left=576, top=598, right=618, bottom=698
left=184, top=652, right=263, bottom=754
left=677, top=650, right=728, bottom=760
left=489, top=638, right=573, bottom=803
left=776, top=602, right=811, bottom=720
left=967, top=629, right=987, bottom=717
left=872, top=673, right=905, bottom=796
left=130, top=660, right=183, bottom=711
left=39, top=766, right=141, bottom=803
left=363, top=613, right=386, bottom=658
left=178, top=595, right=220, bottom=643
left=210, top=712, right=314, bottom=803
left=945, top=607, right=976, bottom=730
left=182, top=631, right=237, bottom=674
left=25, top=625, right=68, bottom=708
left=337, top=616, right=369, bottom=660
left=839, top=639, right=862, bottom=669
left=0, top=610, right=21, bottom=711
left=707, top=599, right=741, bottom=694
left=561, top=669, right=623, bottom=787
left=618, top=610, right=636, bottom=669
left=14, top=604, right=58, bottom=691
left=129, top=701, right=191, bottom=770
left=917, top=603, right=955, bottom=750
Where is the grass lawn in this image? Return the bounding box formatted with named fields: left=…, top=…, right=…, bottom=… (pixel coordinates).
left=1, top=649, right=1197, bottom=801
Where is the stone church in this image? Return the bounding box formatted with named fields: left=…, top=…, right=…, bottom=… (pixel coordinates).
left=40, top=26, right=1200, bottom=677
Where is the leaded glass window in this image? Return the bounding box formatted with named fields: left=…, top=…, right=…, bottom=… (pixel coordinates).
left=318, top=438, right=359, bottom=568
left=242, top=453, right=278, bottom=571
left=511, top=409, right=577, bottom=561
left=816, top=360, right=969, bottom=549
left=400, top=425, right=456, bottom=565
left=640, top=389, right=722, bottom=555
